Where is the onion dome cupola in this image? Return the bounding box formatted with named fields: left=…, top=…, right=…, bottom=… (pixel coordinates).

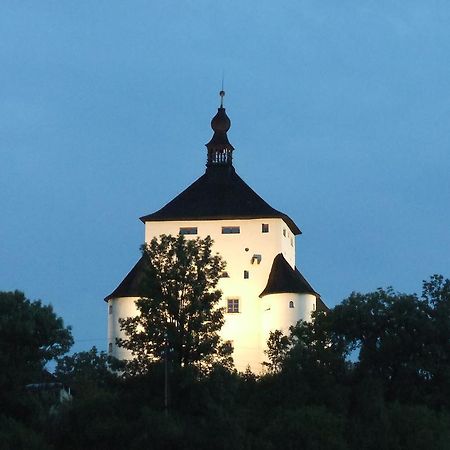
left=206, top=91, right=234, bottom=168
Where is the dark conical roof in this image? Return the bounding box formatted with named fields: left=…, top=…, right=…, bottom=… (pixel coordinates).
left=139, top=166, right=301, bottom=235
left=259, top=253, right=319, bottom=298
left=104, top=256, right=150, bottom=301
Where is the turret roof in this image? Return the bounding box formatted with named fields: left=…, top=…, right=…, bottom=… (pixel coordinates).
left=259, top=253, right=322, bottom=300
left=104, top=256, right=149, bottom=301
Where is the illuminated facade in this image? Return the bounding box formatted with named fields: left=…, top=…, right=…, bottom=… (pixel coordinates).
left=105, top=93, right=325, bottom=373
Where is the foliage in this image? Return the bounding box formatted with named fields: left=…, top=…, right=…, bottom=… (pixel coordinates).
left=4, top=275, right=450, bottom=449
left=264, top=274, right=450, bottom=409
left=0, top=290, right=73, bottom=419
left=329, top=276, right=450, bottom=404
left=0, top=290, right=72, bottom=447
left=0, top=291, right=73, bottom=386
left=263, top=329, right=290, bottom=373
left=118, top=234, right=233, bottom=375
left=55, top=346, right=119, bottom=395
left=0, top=415, right=52, bottom=450
left=261, top=406, right=347, bottom=450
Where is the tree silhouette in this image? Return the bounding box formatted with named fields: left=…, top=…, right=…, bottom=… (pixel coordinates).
left=118, top=234, right=233, bottom=375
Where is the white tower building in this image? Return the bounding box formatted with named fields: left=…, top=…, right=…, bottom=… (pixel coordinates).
left=105, top=93, right=326, bottom=373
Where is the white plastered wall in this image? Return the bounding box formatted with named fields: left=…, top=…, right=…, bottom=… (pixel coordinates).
left=108, top=217, right=308, bottom=373
left=260, top=292, right=317, bottom=360
left=108, top=297, right=139, bottom=360
left=144, top=217, right=295, bottom=372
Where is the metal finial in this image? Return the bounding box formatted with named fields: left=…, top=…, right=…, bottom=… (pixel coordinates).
left=219, top=71, right=225, bottom=107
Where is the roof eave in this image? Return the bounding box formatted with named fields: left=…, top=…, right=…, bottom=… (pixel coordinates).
left=139, top=214, right=301, bottom=235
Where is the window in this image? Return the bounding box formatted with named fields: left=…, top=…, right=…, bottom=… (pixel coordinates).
left=109, top=304, right=113, bottom=315
left=221, top=271, right=230, bottom=278
left=227, top=298, right=239, bottom=313
left=283, top=229, right=286, bottom=237
left=289, top=301, right=294, bottom=309
left=290, top=237, right=294, bottom=247
left=179, top=227, right=198, bottom=235
left=312, top=302, right=316, bottom=311
left=244, top=270, right=249, bottom=279
left=262, top=223, right=269, bottom=233
left=108, top=343, right=113, bottom=353
left=251, top=254, right=262, bottom=264
left=222, top=226, right=240, bottom=234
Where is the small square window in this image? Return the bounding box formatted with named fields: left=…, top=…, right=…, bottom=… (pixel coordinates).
left=262, top=223, right=269, bottom=233
left=108, top=342, right=113, bottom=353
left=244, top=270, right=249, bottom=279
left=179, top=227, right=198, bottom=235
left=312, top=302, right=316, bottom=311
left=290, top=237, right=294, bottom=247
left=251, top=254, right=262, bottom=264
left=109, top=304, right=113, bottom=315
left=227, top=298, right=239, bottom=313
left=289, top=301, right=294, bottom=308
left=222, top=226, right=240, bottom=234
left=283, top=229, right=286, bottom=237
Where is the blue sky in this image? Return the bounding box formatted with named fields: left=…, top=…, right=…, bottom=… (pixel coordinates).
left=1, top=1, right=449, bottom=353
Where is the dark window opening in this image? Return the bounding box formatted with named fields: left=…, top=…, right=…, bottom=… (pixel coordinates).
left=262, top=223, right=269, bottom=233
left=179, top=227, right=198, bottom=235
left=108, top=343, right=113, bottom=353
left=251, top=254, right=262, bottom=264
left=227, top=299, right=239, bottom=313
left=289, top=301, right=294, bottom=309
left=109, top=304, right=113, bottom=315
left=244, top=270, right=249, bottom=279
left=283, top=229, right=287, bottom=237
left=222, top=226, right=240, bottom=234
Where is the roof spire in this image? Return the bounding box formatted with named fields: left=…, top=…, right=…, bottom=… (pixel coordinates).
left=205, top=90, right=234, bottom=169
left=220, top=71, right=225, bottom=107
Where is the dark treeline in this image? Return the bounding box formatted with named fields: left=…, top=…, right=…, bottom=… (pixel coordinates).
left=1, top=275, right=450, bottom=450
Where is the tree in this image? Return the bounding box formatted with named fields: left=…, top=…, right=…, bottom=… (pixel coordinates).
left=118, top=234, right=233, bottom=375
left=421, top=274, right=450, bottom=408
left=263, top=329, right=291, bottom=373
left=277, top=275, right=450, bottom=406
left=263, top=275, right=450, bottom=409
left=0, top=415, right=52, bottom=450
left=260, top=406, right=346, bottom=450
left=264, top=315, right=349, bottom=379
left=0, top=290, right=73, bottom=391
left=263, top=315, right=350, bottom=411
left=329, top=285, right=442, bottom=402
left=55, top=346, right=119, bottom=394
left=0, top=290, right=73, bottom=424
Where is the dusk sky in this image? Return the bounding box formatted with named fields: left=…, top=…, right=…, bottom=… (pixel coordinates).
left=1, top=1, right=449, bottom=353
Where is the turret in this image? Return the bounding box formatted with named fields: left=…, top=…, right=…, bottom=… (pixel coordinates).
left=205, top=91, right=235, bottom=168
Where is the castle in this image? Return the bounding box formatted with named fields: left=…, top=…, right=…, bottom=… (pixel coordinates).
left=105, top=92, right=326, bottom=373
